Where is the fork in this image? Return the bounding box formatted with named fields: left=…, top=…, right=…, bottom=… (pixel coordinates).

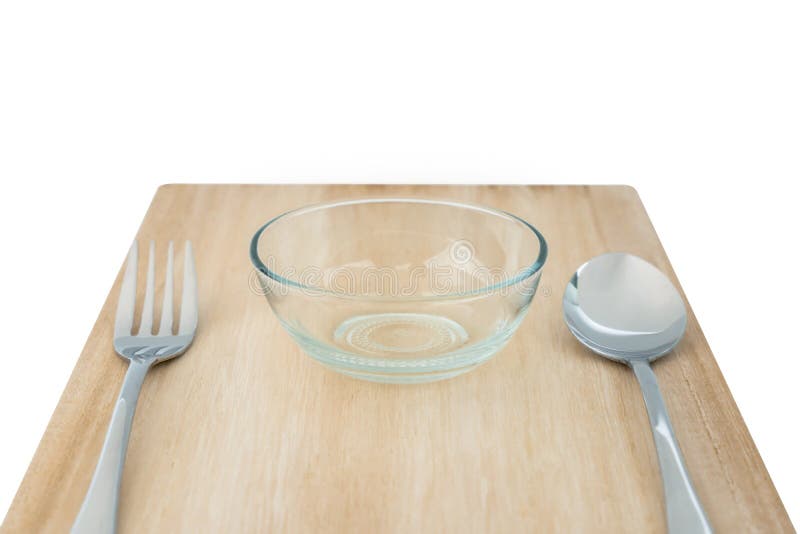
left=72, top=240, right=198, bottom=534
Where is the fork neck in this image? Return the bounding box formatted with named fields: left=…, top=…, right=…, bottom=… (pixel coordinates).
left=120, top=358, right=155, bottom=404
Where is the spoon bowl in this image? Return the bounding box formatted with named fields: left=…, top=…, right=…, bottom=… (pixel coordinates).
left=563, top=252, right=687, bottom=362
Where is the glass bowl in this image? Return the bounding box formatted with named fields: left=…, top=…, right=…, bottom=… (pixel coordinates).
left=250, top=198, right=547, bottom=384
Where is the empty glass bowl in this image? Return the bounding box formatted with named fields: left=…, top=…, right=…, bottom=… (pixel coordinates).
left=250, top=198, right=547, bottom=383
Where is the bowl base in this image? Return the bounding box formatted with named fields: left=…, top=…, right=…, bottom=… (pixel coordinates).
left=334, top=312, right=469, bottom=356
left=282, top=312, right=516, bottom=384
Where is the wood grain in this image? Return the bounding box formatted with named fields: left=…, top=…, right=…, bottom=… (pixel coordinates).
left=2, top=185, right=792, bottom=533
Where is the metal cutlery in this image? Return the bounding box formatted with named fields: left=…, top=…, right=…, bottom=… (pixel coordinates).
left=72, top=240, right=198, bottom=534
left=563, top=252, right=712, bottom=534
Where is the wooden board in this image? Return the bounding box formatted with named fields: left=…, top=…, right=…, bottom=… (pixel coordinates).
left=2, top=185, right=792, bottom=533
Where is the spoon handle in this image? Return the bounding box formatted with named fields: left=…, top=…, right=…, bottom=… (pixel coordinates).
left=630, top=359, right=713, bottom=534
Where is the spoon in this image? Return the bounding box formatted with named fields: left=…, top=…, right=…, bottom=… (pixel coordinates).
left=562, top=252, right=712, bottom=534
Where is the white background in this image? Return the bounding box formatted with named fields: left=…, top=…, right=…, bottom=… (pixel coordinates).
left=1, top=0, right=798, bottom=526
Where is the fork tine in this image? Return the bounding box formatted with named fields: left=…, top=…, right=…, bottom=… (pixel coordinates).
left=138, top=241, right=156, bottom=335
left=114, top=242, right=138, bottom=337
left=178, top=241, right=198, bottom=335
left=157, top=241, right=175, bottom=336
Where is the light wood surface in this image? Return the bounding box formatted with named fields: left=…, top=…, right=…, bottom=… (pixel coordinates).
left=2, top=185, right=792, bottom=533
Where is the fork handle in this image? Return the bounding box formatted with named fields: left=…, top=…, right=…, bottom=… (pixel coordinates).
left=72, top=358, right=153, bottom=534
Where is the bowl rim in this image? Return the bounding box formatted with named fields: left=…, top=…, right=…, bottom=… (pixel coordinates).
left=249, top=197, right=548, bottom=301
